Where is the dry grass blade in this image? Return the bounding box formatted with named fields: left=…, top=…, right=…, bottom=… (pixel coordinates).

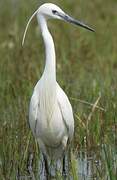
left=20, top=132, right=31, bottom=171
left=70, top=97, right=105, bottom=111
left=86, top=94, right=102, bottom=143
left=87, top=94, right=101, bottom=123
left=75, top=113, right=86, bottom=129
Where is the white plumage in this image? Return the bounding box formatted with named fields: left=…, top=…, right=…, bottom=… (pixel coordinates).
left=22, top=3, right=94, bottom=176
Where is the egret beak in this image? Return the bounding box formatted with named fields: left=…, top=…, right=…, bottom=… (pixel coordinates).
left=56, top=12, right=95, bottom=32
left=22, top=9, right=39, bottom=46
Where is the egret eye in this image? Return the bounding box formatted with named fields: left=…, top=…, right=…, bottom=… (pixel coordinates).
left=52, top=10, right=57, bottom=14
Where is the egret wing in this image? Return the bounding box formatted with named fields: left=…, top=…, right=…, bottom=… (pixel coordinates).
left=57, top=83, right=74, bottom=141
left=29, top=83, right=41, bottom=137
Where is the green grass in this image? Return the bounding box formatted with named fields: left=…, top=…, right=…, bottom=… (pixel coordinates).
left=0, top=0, right=117, bottom=179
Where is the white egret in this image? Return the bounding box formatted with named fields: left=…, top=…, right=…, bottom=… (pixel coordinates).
left=22, top=3, right=94, bottom=178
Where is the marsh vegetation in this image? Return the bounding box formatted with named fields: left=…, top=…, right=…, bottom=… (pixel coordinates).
left=0, top=0, right=117, bottom=179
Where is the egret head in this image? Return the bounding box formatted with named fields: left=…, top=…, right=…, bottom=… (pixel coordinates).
left=22, top=3, right=94, bottom=45
left=37, top=3, right=64, bottom=19
left=38, top=3, right=94, bottom=31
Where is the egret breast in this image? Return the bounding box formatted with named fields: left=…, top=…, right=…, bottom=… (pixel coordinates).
left=36, top=101, right=67, bottom=147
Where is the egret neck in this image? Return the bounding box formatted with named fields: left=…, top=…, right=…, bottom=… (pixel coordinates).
left=38, top=15, right=56, bottom=81
left=37, top=15, right=57, bottom=120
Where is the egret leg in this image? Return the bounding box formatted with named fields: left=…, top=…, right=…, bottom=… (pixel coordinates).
left=43, top=154, right=49, bottom=180
left=62, top=153, right=68, bottom=178
left=62, top=148, right=71, bottom=179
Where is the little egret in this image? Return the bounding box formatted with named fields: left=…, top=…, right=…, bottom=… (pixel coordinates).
left=22, top=3, right=94, bottom=177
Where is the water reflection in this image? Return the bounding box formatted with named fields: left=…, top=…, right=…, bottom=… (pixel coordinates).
left=76, top=145, right=116, bottom=180
left=17, top=146, right=116, bottom=180
left=77, top=150, right=100, bottom=179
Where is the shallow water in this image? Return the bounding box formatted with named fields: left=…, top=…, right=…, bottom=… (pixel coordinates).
left=76, top=146, right=116, bottom=180
left=17, top=145, right=116, bottom=180
left=77, top=150, right=104, bottom=179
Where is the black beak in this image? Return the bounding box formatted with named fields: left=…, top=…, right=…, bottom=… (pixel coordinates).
left=57, top=12, right=95, bottom=32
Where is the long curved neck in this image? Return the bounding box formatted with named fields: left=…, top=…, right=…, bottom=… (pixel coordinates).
left=37, top=15, right=57, bottom=120
left=37, top=15, right=56, bottom=81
